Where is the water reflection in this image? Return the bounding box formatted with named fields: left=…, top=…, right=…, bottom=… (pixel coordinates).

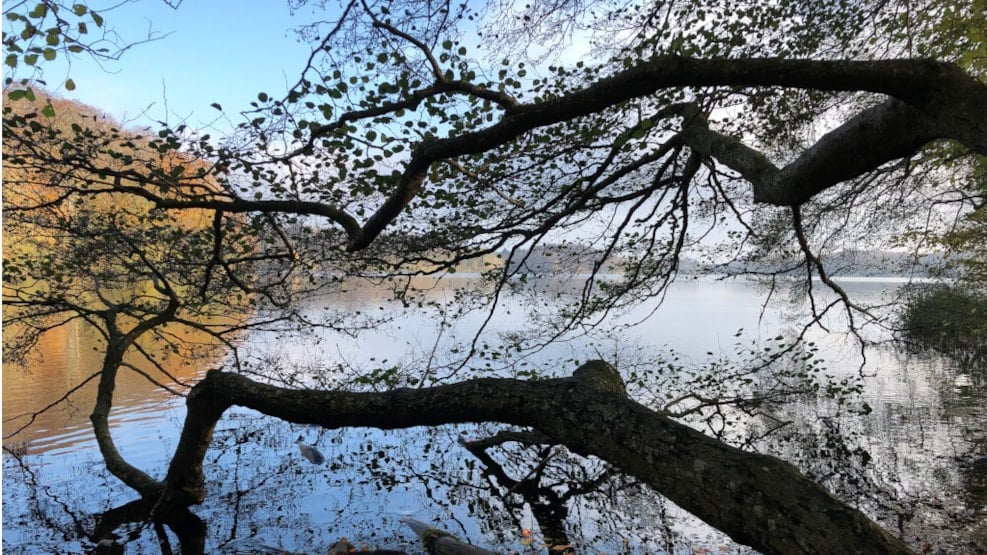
left=2, top=317, right=216, bottom=453
left=2, top=278, right=986, bottom=553
left=761, top=345, right=986, bottom=551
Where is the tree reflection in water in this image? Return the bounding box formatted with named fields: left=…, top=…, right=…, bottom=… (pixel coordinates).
left=3, top=376, right=986, bottom=554
left=3, top=410, right=746, bottom=554
left=3, top=285, right=986, bottom=554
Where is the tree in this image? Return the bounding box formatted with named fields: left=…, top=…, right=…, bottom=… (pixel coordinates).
left=2, top=90, right=258, bottom=496
left=4, top=0, right=986, bottom=553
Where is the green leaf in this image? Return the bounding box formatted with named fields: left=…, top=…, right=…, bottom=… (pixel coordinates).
left=64, top=78, right=76, bottom=91
left=28, top=3, right=48, bottom=18
left=20, top=25, right=37, bottom=40
left=90, top=11, right=103, bottom=27
left=43, top=48, right=56, bottom=61
left=8, top=89, right=26, bottom=101
left=72, top=4, right=88, bottom=16
left=41, top=101, right=55, bottom=118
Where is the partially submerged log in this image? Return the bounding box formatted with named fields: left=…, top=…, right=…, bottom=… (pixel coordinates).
left=163, top=360, right=916, bottom=555
left=400, top=518, right=498, bottom=555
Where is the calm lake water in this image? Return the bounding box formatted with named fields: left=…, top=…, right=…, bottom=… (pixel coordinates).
left=2, top=277, right=985, bottom=554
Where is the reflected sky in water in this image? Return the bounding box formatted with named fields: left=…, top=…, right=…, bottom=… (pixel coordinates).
left=2, top=277, right=984, bottom=553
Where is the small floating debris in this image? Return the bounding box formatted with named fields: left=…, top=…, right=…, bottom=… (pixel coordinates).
left=296, top=436, right=326, bottom=465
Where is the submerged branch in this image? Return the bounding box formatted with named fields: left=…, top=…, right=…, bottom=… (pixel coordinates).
left=164, top=363, right=914, bottom=555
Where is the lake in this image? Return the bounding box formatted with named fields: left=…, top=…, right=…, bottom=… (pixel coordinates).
left=2, top=277, right=985, bottom=554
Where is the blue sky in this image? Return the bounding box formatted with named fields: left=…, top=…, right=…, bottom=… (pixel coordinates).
left=24, top=1, right=330, bottom=128
left=7, top=1, right=596, bottom=132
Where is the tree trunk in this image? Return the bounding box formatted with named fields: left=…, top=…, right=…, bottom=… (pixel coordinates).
left=90, top=333, right=164, bottom=500
left=163, top=365, right=915, bottom=555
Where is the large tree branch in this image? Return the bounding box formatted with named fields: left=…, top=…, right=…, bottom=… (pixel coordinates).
left=89, top=277, right=183, bottom=499
left=164, top=364, right=914, bottom=555
left=11, top=58, right=980, bottom=254
left=671, top=99, right=942, bottom=205
left=90, top=337, right=165, bottom=499
left=348, top=57, right=987, bottom=250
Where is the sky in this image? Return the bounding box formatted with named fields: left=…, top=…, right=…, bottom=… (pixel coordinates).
left=10, top=0, right=332, bottom=129
left=7, top=0, right=596, bottom=131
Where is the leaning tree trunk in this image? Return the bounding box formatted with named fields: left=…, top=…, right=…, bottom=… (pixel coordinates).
left=90, top=315, right=167, bottom=501
left=161, top=362, right=914, bottom=555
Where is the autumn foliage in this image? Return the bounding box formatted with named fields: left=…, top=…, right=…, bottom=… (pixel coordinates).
left=2, top=88, right=248, bottom=365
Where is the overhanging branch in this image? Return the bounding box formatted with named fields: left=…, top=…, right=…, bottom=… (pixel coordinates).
left=671, top=99, right=942, bottom=205
left=346, top=57, right=986, bottom=250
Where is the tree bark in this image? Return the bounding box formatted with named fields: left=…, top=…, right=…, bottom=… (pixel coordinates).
left=671, top=99, right=941, bottom=206
left=164, top=365, right=915, bottom=555
left=90, top=321, right=164, bottom=500
left=89, top=302, right=179, bottom=502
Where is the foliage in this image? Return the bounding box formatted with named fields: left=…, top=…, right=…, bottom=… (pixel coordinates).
left=3, top=0, right=103, bottom=89
left=932, top=167, right=987, bottom=284
left=2, top=0, right=175, bottom=96
left=899, top=284, right=987, bottom=363
left=3, top=0, right=987, bottom=552
left=2, top=91, right=252, bottom=367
